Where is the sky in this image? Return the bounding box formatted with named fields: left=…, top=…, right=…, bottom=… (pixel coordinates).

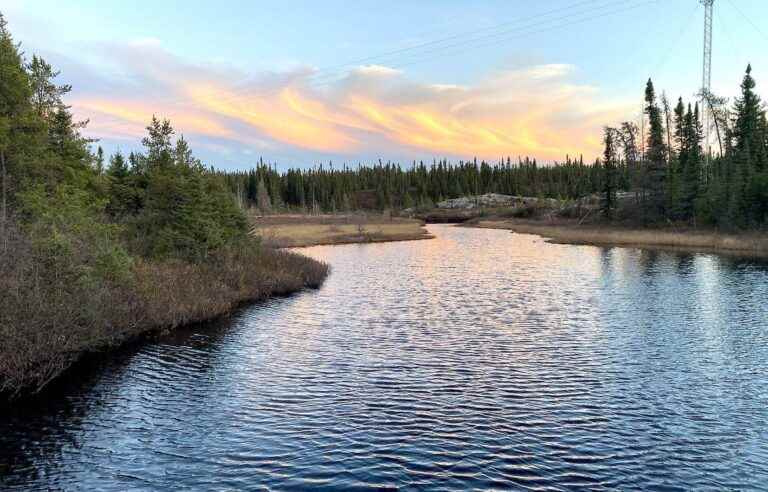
left=3, top=0, right=768, bottom=170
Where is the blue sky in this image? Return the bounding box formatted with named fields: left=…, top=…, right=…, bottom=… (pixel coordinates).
left=4, top=0, right=767, bottom=170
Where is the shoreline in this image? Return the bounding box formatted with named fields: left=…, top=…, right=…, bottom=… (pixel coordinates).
left=281, top=233, right=435, bottom=249
left=2, top=288, right=311, bottom=410
left=463, top=218, right=768, bottom=257
left=2, top=246, right=329, bottom=402
left=251, top=214, right=434, bottom=248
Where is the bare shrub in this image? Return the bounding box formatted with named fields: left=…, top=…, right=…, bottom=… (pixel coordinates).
left=0, top=223, right=329, bottom=398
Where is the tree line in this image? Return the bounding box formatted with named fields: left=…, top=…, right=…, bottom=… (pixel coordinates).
left=226, top=68, right=767, bottom=230
left=1, top=12, right=247, bottom=266
left=600, top=68, right=768, bottom=228
left=223, top=155, right=626, bottom=213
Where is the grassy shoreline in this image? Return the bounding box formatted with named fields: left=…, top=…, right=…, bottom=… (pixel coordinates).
left=251, top=214, right=434, bottom=248
left=0, top=226, right=329, bottom=401
left=463, top=218, right=768, bottom=257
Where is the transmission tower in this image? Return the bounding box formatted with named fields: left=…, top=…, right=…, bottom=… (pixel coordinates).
left=701, top=0, right=714, bottom=169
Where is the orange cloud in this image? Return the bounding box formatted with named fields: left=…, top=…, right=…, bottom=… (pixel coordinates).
left=70, top=47, right=634, bottom=162
left=77, top=99, right=235, bottom=140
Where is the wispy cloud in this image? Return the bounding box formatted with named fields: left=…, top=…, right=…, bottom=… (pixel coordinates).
left=63, top=40, right=633, bottom=165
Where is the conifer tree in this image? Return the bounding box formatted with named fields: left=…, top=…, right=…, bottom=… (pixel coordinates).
left=601, top=128, right=617, bottom=219
left=142, top=116, right=174, bottom=169
left=0, top=13, right=32, bottom=240
left=27, top=55, right=70, bottom=119
left=644, top=79, right=668, bottom=218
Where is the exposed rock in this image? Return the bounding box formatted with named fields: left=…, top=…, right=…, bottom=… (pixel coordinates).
left=436, top=193, right=562, bottom=210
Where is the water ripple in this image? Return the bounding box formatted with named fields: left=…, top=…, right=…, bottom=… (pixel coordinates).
left=2, top=225, right=768, bottom=490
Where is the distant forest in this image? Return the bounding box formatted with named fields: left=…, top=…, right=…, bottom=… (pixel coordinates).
left=223, top=66, right=768, bottom=228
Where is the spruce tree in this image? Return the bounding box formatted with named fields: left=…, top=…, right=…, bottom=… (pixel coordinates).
left=730, top=65, right=768, bottom=224
left=644, top=79, right=668, bottom=219
left=0, top=13, right=33, bottom=240
left=27, top=55, right=70, bottom=119
left=601, top=128, right=617, bottom=219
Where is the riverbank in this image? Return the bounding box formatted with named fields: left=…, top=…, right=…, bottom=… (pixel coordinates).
left=0, top=228, right=329, bottom=400
left=251, top=214, right=434, bottom=248
left=463, top=217, right=768, bottom=256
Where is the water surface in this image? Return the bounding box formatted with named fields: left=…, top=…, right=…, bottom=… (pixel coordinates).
left=3, top=225, right=768, bottom=490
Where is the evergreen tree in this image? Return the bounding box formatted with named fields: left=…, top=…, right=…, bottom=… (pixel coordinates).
left=107, top=151, right=128, bottom=179
left=95, top=146, right=104, bottom=175
left=732, top=65, right=768, bottom=224
left=601, top=128, right=617, bottom=219
left=644, top=79, right=668, bottom=218
left=142, top=116, right=174, bottom=169
left=27, top=55, right=70, bottom=119
left=0, top=13, right=33, bottom=240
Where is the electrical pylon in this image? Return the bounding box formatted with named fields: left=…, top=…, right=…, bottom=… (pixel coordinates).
left=701, top=0, right=714, bottom=169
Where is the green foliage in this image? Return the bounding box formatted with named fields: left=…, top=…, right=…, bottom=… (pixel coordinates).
left=134, top=160, right=247, bottom=261
left=644, top=79, right=668, bottom=219
left=601, top=128, right=617, bottom=219
left=17, top=182, right=133, bottom=283
left=0, top=12, right=250, bottom=267
left=0, top=13, right=330, bottom=397
left=224, top=155, right=612, bottom=213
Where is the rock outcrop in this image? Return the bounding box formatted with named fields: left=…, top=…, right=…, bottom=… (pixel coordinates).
left=436, top=193, right=559, bottom=210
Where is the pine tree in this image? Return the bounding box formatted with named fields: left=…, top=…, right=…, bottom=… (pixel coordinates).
left=27, top=55, right=71, bottom=119
left=107, top=151, right=128, bottom=179
left=644, top=79, right=668, bottom=219
left=731, top=65, right=768, bottom=223
left=95, top=146, right=104, bottom=174
left=174, top=135, right=196, bottom=168
left=601, top=128, right=617, bottom=219
left=142, top=116, right=174, bottom=169
left=677, top=104, right=703, bottom=220
left=0, top=13, right=33, bottom=243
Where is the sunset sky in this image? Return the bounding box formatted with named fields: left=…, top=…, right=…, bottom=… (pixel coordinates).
left=4, top=0, right=768, bottom=170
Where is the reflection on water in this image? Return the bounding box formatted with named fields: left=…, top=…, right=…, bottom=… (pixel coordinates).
left=2, top=225, right=768, bottom=490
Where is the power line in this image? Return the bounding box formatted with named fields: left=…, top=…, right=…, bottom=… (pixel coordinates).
left=226, top=0, right=627, bottom=97
left=648, top=3, right=699, bottom=80
left=166, top=0, right=656, bottom=112
left=297, top=0, right=610, bottom=81
left=335, top=0, right=659, bottom=79
left=726, top=0, right=768, bottom=41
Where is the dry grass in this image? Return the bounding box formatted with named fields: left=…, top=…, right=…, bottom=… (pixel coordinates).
left=468, top=219, right=768, bottom=256
left=251, top=214, right=433, bottom=248
left=0, top=222, right=329, bottom=398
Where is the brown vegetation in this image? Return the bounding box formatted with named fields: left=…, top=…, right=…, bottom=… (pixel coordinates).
left=465, top=217, right=768, bottom=256
left=0, top=221, right=328, bottom=398
left=251, top=213, right=433, bottom=248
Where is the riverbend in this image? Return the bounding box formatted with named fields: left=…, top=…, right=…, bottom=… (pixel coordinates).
left=2, top=225, right=767, bottom=490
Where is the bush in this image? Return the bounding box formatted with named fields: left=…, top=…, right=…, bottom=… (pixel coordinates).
left=0, top=222, right=328, bottom=398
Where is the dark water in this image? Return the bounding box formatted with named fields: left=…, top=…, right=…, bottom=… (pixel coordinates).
left=3, top=225, right=768, bottom=491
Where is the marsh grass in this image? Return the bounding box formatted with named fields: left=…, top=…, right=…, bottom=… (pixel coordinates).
left=471, top=219, right=768, bottom=256
left=251, top=214, right=431, bottom=248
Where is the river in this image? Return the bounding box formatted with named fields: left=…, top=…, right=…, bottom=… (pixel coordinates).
left=2, top=224, right=768, bottom=490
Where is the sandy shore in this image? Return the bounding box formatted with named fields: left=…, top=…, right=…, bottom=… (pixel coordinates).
left=250, top=214, right=434, bottom=248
